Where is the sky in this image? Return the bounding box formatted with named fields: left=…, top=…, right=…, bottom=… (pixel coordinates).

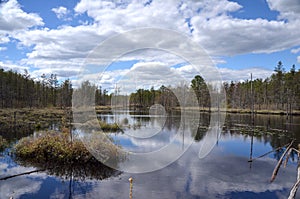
left=0, top=0, right=300, bottom=90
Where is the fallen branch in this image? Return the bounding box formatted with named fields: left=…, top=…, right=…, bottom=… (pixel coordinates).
left=248, top=143, right=289, bottom=162
left=292, top=148, right=300, bottom=154
left=284, top=148, right=293, bottom=168
left=0, top=169, right=44, bottom=181
left=270, top=140, right=294, bottom=183
left=288, top=178, right=300, bottom=199
left=288, top=154, right=300, bottom=199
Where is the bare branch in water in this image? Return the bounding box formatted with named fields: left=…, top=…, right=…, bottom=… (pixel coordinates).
left=0, top=169, right=44, bottom=181
left=270, top=140, right=294, bottom=183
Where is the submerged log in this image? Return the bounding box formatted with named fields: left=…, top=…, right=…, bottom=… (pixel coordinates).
left=288, top=151, right=300, bottom=199
left=288, top=177, right=300, bottom=199
left=248, top=143, right=289, bottom=162
left=270, top=140, right=294, bottom=182
left=284, top=148, right=293, bottom=168
left=0, top=169, right=44, bottom=181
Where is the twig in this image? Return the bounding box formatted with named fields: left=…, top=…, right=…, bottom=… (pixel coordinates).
left=270, top=140, right=294, bottom=183
left=0, top=169, right=44, bottom=181
left=248, top=143, right=289, bottom=162
left=292, top=148, right=300, bottom=154
left=129, top=177, right=133, bottom=199
left=284, top=148, right=293, bottom=168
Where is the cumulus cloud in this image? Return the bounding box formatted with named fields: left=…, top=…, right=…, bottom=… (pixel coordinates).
left=15, top=24, right=108, bottom=78
left=291, top=47, right=300, bottom=54
left=52, top=6, right=71, bottom=21
left=0, top=36, right=10, bottom=44
left=66, top=141, right=297, bottom=198
left=266, top=0, right=300, bottom=21
left=82, top=61, right=273, bottom=95
left=219, top=67, right=274, bottom=82
left=2, top=0, right=299, bottom=80
left=74, top=0, right=190, bottom=32
left=0, top=61, right=29, bottom=73
left=0, top=163, right=46, bottom=199
left=72, top=0, right=300, bottom=56
left=0, top=0, right=43, bottom=43
left=0, top=46, right=7, bottom=51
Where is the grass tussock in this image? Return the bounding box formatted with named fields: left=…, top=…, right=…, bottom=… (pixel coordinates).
left=15, top=132, right=92, bottom=164
left=14, top=130, right=124, bottom=167
left=14, top=131, right=123, bottom=180
left=99, top=120, right=121, bottom=132
left=77, top=119, right=122, bottom=132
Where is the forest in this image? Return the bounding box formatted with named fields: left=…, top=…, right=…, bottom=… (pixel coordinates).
left=129, top=61, right=300, bottom=112
left=0, top=61, right=299, bottom=112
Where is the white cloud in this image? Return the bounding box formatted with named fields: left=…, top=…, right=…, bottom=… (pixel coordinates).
left=14, top=24, right=109, bottom=78
left=0, top=0, right=43, bottom=43
left=291, top=47, right=300, bottom=54
left=0, top=46, right=7, bottom=51
left=73, top=0, right=300, bottom=56
left=30, top=66, right=82, bottom=79
left=297, top=56, right=300, bottom=63
left=74, top=0, right=189, bottom=31
left=68, top=141, right=297, bottom=198
left=0, top=61, right=29, bottom=73
left=82, top=62, right=273, bottom=95
left=52, top=6, right=71, bottom=21
left=190, top=16, right=300, bottom=55
left=219, top=67, right=274, bottom=82
left=0, top=36, right=10, bottom=44
left=3, top=0, right=300, bottom=81
left=0, top=163, right=46, bottom=199
left=266, top=0, right=300, bottom=21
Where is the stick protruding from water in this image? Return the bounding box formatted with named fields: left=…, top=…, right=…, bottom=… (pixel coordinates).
left=129, top=177, right=133, bottom=199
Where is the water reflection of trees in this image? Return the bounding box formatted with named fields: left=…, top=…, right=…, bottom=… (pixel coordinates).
left=0, top=120, right=62, bottom=142
left=223, top=113, right=300, bottom=162
left=0, top=123, right=35, bottom=141
left=224, top=114, right=298, bottom=146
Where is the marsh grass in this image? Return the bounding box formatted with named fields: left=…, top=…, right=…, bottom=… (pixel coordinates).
left=0, top=108, right=66, bottom=130
left=99, top=120, right=121, bottom=132
left=14, top=132, right=94, bottom=164
left=14, top=130, right=122, bottom=180
left=14, top=129, right=125, bottom=169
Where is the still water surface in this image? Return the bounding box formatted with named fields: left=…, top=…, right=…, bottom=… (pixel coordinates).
left=0, top=112, right=300, bottom=199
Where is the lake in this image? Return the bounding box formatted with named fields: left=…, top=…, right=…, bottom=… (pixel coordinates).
left=1, top=111, right=300, bottom=199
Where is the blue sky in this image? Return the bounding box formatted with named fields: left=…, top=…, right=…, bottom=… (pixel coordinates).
left=0, top=0, right=300, bottom=86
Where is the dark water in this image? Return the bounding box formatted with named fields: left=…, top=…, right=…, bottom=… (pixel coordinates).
left=1, top=112, right=300, bottom=199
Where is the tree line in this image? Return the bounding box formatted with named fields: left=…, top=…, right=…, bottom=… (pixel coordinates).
left=0, top=69, right=72, bottom=108
left=128, top=61, right=300, bottom=112
left=0, top=69, right=113, bottom=109
left=224, top=62, right=299, bottom=111
left=0, top=61, right=299, bottom=111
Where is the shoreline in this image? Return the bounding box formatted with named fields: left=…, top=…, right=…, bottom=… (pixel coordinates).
left=180, top=107, right=300, bottom=116
left=0, top=106, right=299, bottom=116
